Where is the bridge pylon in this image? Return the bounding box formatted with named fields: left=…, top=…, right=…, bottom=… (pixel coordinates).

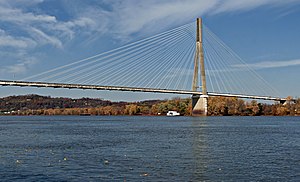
left=192, top=18, right=208, bottom=116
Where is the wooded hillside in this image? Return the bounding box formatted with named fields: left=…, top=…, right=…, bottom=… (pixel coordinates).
left=0, top=95, right=299, bottom=116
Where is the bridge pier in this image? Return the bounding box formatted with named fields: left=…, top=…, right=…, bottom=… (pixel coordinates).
left=192, top=94, right=208, bottom=116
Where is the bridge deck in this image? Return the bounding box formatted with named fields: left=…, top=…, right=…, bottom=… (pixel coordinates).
left=0, top=80, right=290, bottom=102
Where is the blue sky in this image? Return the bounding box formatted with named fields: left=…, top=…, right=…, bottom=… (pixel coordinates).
left=0, top=0, right=300, bottom=101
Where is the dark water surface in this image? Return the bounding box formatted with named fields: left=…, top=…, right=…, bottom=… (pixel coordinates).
left=0, top=116, right=299, bottom=181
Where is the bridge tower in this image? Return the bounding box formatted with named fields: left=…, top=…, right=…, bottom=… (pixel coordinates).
left=192, top=18, right=208, bottom=116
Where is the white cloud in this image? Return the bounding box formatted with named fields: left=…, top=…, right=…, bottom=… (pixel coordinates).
left=214, top=0, right=300, bottom=13
left=50, top=17, right=97, bottom=39
left=0, top=0, right=44, bottom=7
left=0, top=1, right=101, bottom=75
left=0, top=4, right=61, bottom=49
left=109, top=0, right=217, bottom=37
left=29, top=27, right=63, bottom=48
left=0, top=51, right=38, bottom=75
left=233, top=59, right=300, bottom=69
left=5, top=63, right=28, bottom=75
left=72, top=0, right=218, bottom=41
left=0, top=29, right=36, bottom=48
left=1, top=0, right=299, bottom=45
left=0, top=2, right=96, bottom=49
left=66, top=0, right=300, bottom=41
left=0, top=6, right=56, bottom=24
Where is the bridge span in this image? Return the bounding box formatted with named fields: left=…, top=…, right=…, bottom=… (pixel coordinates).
left=0, top=80, right=291, bottom=102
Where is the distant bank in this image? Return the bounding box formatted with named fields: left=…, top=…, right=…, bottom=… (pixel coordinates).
left=0, top=94, right=299, bottom=116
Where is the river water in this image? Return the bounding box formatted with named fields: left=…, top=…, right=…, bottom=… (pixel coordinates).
left=0, top=116, right=299, bottom=181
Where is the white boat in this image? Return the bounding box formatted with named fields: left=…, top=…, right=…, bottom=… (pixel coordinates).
left=166, top=111, right=180, bottom=116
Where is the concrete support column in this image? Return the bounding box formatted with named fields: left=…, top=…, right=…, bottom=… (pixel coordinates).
left=192, top=94, right=208, bottom=116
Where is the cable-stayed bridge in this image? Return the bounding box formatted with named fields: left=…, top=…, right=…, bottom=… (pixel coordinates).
left=0, top=80, right=285, bottom=101
left=0, top=18, right=294, bottom=116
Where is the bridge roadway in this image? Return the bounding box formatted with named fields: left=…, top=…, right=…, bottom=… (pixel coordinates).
left=0, top=80, right=291, bottom=102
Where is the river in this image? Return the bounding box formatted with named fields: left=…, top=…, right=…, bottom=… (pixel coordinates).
left=0, top=116, right=299, bottom=181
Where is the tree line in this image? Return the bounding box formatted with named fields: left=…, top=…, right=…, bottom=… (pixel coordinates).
left=0, top=94, right=299, bottom=116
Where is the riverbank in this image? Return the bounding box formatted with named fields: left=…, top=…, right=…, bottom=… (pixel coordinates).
left=1, top=94, right=299, bottom=116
